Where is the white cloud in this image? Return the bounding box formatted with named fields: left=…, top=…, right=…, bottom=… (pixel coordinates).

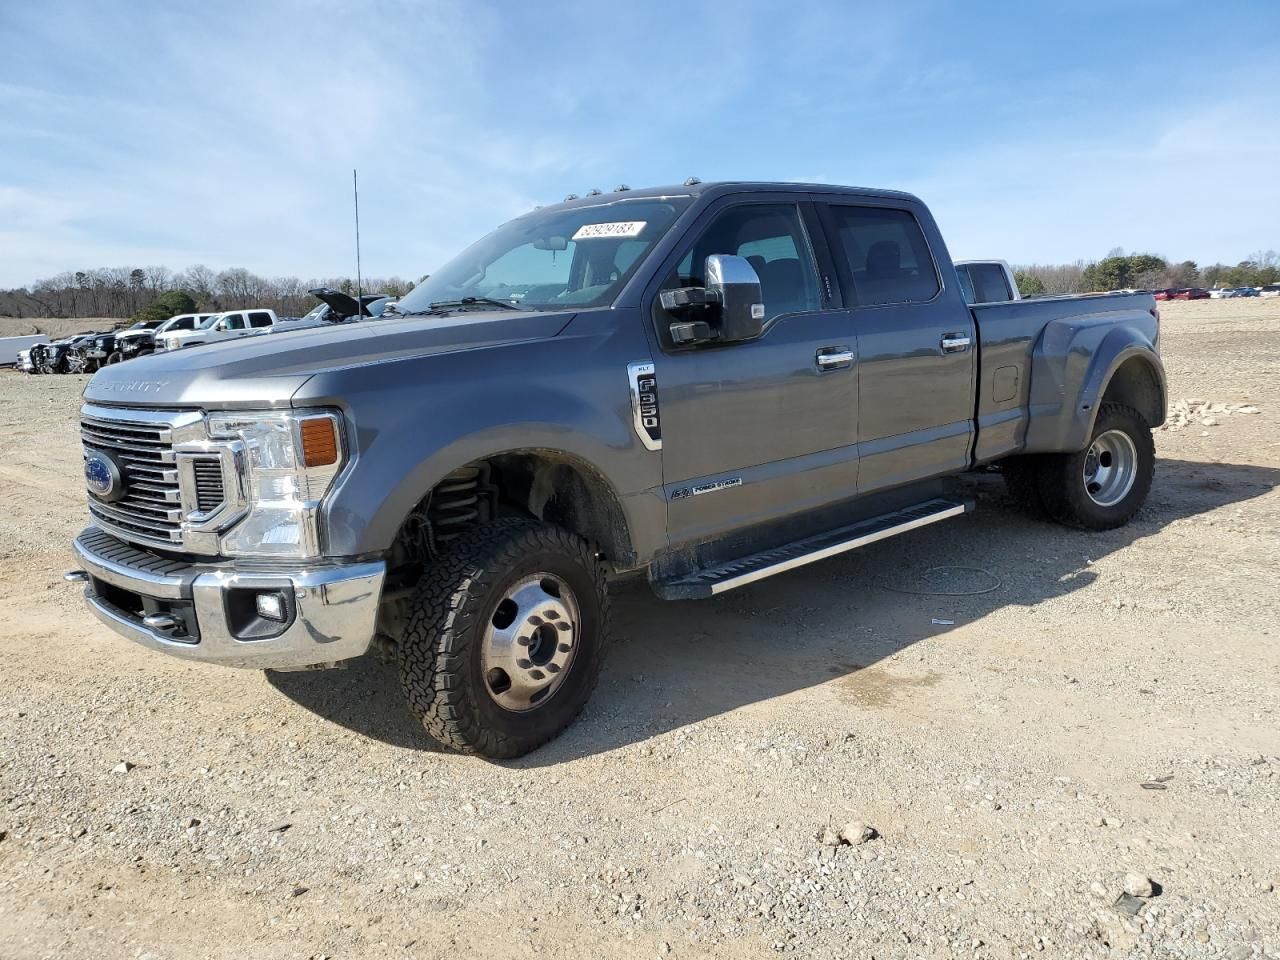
left=914, top=96, right=1280, bottom=267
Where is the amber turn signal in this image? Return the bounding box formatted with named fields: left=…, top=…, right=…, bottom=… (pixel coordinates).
left=299, top=416, right=339, bottom=467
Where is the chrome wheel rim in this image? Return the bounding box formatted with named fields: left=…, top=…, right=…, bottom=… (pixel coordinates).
left=480, top=574, right=579, bottom=712
left=1082, top=429, right=1138, bottom=507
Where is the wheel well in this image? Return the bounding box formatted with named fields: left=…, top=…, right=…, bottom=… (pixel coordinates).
left=487, top=451, right=635, bottom=568
left=1101, top=357, right=1165, bottom=427
left=393, top=451, right=636, bottom=573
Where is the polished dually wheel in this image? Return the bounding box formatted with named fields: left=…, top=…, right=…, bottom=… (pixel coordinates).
left=481, top=574, right=579, bottom=711
left=398, top=518, right=609, bottom=757
left=1082, top=428, right=1138, bottom=507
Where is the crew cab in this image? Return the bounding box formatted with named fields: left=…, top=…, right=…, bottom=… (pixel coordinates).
left=159, top=309, right=277, bottom=350
left=68, top=181, right=1166, bottom=759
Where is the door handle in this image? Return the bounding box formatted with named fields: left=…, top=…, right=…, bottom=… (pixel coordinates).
left=816, top=348, right=855, bottom=371
left=941, top=334, right=971, bottom=353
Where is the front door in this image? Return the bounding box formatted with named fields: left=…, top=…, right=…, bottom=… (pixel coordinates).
left=646, top=199, right=859, bottom=549
left=818, top=201, right=976, bottom=493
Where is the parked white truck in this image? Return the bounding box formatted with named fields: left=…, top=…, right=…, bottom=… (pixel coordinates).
left=159, top=309, right=278, bottom=350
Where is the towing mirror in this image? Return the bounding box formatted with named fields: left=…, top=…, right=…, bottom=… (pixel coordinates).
left=706, top=254, right=765, bottom=341
left=659, top=254, right=765, bottom=345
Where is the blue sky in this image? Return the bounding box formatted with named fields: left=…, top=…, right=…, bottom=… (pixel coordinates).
left=2, top=0, right=1278, bottom=287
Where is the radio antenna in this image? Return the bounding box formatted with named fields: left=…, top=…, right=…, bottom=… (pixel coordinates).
left=353, top=168, right=364, bottom=306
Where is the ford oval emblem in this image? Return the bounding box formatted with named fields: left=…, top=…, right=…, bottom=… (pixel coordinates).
left=84, top=451, right=124, bottom=502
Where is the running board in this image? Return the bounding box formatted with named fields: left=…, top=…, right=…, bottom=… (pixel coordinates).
left=653, top=498, right=972, bottom=600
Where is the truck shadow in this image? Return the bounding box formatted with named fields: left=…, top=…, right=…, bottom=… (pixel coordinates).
left=266, top=457, right=1280, bottom=763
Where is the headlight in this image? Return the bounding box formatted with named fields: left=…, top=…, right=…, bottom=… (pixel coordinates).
left=206, top=410, right=346, bottom=559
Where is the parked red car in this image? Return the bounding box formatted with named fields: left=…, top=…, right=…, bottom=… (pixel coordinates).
left=1172, top=287, right=1210, bottom=300
left=1152, top=289, right=1172, bottom=301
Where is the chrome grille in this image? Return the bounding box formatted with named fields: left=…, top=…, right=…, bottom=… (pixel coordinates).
left=81, top=404, right=243, bottom=554
left=82, top=413, right=183, bottom=547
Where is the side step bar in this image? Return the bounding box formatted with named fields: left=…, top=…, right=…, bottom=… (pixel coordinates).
left=653, top=498, right=972, bottom=600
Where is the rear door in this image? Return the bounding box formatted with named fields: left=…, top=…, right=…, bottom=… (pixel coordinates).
left=817, top=199, right=976, bottom=494
left=645, top=196, right=859, bottom=548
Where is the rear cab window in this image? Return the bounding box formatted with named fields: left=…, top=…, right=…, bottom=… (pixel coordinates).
left=822, top=204, right=941, bottom=306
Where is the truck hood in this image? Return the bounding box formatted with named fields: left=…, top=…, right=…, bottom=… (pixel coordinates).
left=83, top=309, right=575, bottom=408
left=116, top=328, right=156, bottom=341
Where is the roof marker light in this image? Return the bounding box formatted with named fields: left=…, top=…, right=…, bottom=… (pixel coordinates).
left=684, top=176, right=702, bottom=186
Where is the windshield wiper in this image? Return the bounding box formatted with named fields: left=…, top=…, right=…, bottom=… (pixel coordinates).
left=428, top=296, right=529, bottom=312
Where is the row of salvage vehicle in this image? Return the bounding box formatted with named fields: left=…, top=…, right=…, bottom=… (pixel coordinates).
left=17, top=289, right=394, bottom=374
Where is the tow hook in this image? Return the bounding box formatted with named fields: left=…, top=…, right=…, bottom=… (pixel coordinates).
left=64, top=570, right=89, bottom=583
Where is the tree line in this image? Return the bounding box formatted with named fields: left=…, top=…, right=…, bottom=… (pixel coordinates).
left=0, top=265, right=419, bottom=320
left=3, top=248, right=1277, bottom=319
left=1014, top=249, right=1280, bottom=297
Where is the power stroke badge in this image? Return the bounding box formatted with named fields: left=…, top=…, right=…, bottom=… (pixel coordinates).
left=671, top=477, right=743, bottom=501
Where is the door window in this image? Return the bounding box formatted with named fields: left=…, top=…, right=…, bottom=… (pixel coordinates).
left=222, top=314, right=246, bottom=330
left=248, top=312, right=273, bottom=327
left=668, top=204, right=821, bottom=323
left=825, top=205, right=940, bottom=306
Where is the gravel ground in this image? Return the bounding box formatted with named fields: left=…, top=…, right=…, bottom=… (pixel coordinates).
left=1, top=298, right=1277, bottom=960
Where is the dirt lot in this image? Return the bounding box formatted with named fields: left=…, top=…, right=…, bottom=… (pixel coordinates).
left=1, top=299, right=1277, bottom=960
left=0, top=317, right=125, bottom=341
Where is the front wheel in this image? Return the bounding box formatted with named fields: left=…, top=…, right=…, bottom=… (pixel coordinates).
left=397, top=519, right=610, bottom=759
left=105, top=351, right=124, bottom=365
left=1036, top=403, right=1155, bottom=530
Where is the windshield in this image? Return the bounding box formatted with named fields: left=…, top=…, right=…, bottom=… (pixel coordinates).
left=196, top=314, right=221, bottom=329
left=301, top=302, right=331, bottom=321
left=395, top=196, right=692, bottom=313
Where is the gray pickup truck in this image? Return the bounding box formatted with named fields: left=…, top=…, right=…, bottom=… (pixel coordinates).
left=68, top=181, right=1166, bottom=757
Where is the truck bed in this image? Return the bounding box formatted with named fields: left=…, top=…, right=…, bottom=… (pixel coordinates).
left=970, top=292, right=1160, bottom=464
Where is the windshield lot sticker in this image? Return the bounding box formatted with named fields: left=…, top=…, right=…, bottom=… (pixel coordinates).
left=572, top=221, right=647, bottom=240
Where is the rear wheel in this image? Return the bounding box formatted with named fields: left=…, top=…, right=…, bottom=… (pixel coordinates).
left=1036, top=403, right=1154, bottom=530
left=397, top=519, right=610, bottom=758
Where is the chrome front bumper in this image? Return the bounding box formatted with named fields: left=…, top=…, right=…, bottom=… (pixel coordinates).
left=71, top=527, right=385, bottom=669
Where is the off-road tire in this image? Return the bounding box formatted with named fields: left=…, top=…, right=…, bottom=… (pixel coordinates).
left=1001, top=456, right=1047, bottom=516
left=397, top=518, right=610, bottom=759
left=1036, top=403, right=1154, bottom=530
